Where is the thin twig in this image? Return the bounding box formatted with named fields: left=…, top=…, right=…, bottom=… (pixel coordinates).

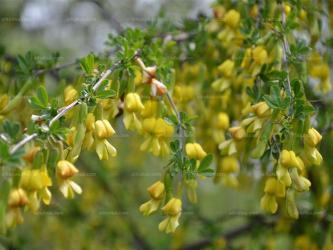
left=10, top=133, right=38, bottom=154
left=281, top=4, right=293, bottom=114
left=35, top=61, right=77, bottom=76
left=180, top=216, right=276, bottom=250
left=166, top=92, right=185, bottom=148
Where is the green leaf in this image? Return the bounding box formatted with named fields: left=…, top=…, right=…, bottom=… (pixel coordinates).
left=198, top=154, right=213, bottom=172
left=3, top=121, right=20, bottom=139
left=80, top=54, right=95, bottom=75
left=36, top=86, right=48, bottom=107
left=95, top=89, right=116, bottom=99
left=29, top=96, right=45, bottom=109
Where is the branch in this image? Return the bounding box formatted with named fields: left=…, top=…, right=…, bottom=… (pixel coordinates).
left=89, top=0, right=124, bottom=34
left=10, top=133, right=38, bottom=154
left=166, top=92, right=185, bottom=148
left=34, top=61, right=77, bottom=76
left=280, top=4, right=293, bottom=113
left=180, top=216, right=276, bottom=250
left=10, top=50, right=141, bottom=154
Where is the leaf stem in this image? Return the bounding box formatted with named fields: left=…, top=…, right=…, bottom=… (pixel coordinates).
left=280, top=4, right=293, bottom=114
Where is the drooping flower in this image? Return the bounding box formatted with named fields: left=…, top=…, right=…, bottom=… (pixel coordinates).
left=139, top=181, right=165, bottom=216
left=158, top=198, right=182, bottom=233
left=56, top=160, right=82, bottom=199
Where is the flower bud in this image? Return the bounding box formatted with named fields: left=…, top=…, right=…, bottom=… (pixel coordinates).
left=304, top=128, right=322, bottom=147
left=161, top=198, right=182, bottom=216
left=8, top=188, right=29, bottom=207
left=229, top=126, right=246, bottom=140
left=95, top=120, right=115, bottom=139
left=147, top=181, right=165, bottom=200
left=185, top=143, right=207, bottom=160
left=57, top=160, right=78, bottom=180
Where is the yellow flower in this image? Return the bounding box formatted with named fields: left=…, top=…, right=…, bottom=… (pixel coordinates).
left=147, top=181, right=165, bottom=200
left=279, top=150, right=303, bottom=170
left=83, top=113, right=96, bottom=150
left=263, top=178, right=286, bottom=197
left=173, top=85, right=195, bottom=103
left=215, top=156, right=239, bottom=187
left=260, top=178, right=285, bottom=214
left=139, top=199, right=162, bottom=216
left=229, top=126, right=246, bottom=140
left=6, top=188, right=29, bottom=228
left=161, top=198, right=182, bottom=216
left=252, top=101, right=271, bottom=118
left=124, top=93, right=144, bottom=113
left=252, top=46, right=268, bottom=65
left=304, top=128, right=322, bottom=147
left=140, top=118, right=174, bottom=156
left=223, top=9, right=240, bottom=28
left=139, top=181, right=165, bottom=216
left=95, top=139, right=117, bottom=160
left=141, top=100, right=158, bottom=118
left=56, top=160, right=82, bottom=199
left=290, top=169, right=311, bottom=192
left=185, top=143, right=207, bottom=161
left=284, top=4, right=291, bottom=15
left=8, top=188, right=29, bottom=208
left=303, top=147, right=323, bottom=166
left=64, top=85, right=78, bottom=105
left=158, top=213, right=181, bottom=234
left=215, top=112, right=229, bottom=130
left=220, top=156, right=239, bottom=173
left=218, top=59, right=234, bottom=77
left=159, top=198, right=182, bottom=234
left=123, top=93, right=144, bottom=131
left=94, top=119, right=116, bottom=139
left=86, top=113, right=95, bottom=131
left=57, top=160, right=78, bottom=179
left=20, top=168, right=44, bottom=191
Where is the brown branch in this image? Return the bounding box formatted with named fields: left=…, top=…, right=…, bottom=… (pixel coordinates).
left=180, top=216, right=276, bottom=250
